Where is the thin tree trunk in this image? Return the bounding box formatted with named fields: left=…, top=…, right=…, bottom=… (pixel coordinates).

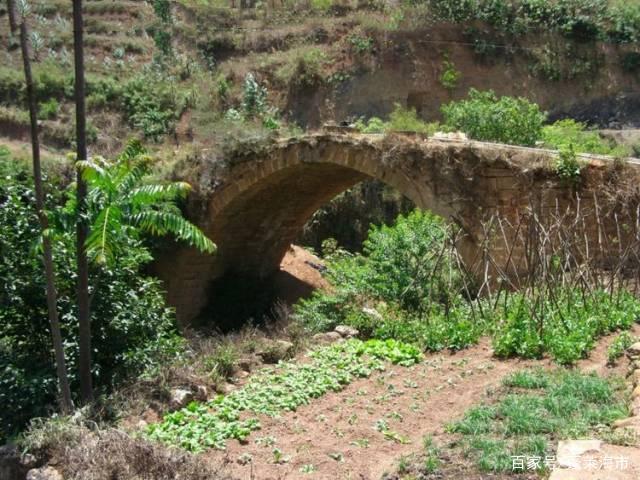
left=14, top=2, right=73, bottom=413
left=72, top=0, right=93, bottom=403
left=6, top=0, right=17, bottom=34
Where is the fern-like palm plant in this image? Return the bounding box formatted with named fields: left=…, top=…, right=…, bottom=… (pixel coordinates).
left=76, top=140, right=215, bottom=264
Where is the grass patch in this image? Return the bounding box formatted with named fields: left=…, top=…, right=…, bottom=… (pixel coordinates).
left=447, top=369, right=628, bottom=473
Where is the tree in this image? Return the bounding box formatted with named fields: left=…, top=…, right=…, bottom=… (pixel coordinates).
left=77, top=140, right=216, bottom=264
left=6, top=0, right=17, bottom=34
left=11, top=0, right=72, bottom=413
left=72, top=0, right=93, bottom=403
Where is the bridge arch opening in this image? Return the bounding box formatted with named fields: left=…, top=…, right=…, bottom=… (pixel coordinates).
left=198, top=158, right=439, bottom=328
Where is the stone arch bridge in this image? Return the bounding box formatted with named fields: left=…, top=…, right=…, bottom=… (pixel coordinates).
left=155, top=132, right=640, bottom=324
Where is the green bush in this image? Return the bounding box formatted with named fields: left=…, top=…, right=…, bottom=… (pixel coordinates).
left=354, top=104, right=439, bottom=135
left=439, top=58, right=461, bottom=90
left=554, top=144, right=583, bottom=184
left=0, top=161, right=183, bottom=442
left=425, top=0, right=637, bottom=43
left=122, top=74, right=183, bottom=140
left=294, top=210, right=478, bottom=352
left=38, top=98, right=59, bottom=120
left=542, top=119, right=626, bottom=155
left=441, top=89, right=546, bottom=146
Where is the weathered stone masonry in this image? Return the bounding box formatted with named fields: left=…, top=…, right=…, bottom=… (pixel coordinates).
left=155, top=133, right=640, bottom=325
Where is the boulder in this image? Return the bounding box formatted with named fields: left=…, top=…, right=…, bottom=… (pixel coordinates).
left=257, top=339, right=294, bottom=363
left=614, top=417, right=640, bottom=429
left=312, top=332, right=342, bottom=344
left=556, top=440, right=602, bottom=469
left=334, top=325, right=359, bottom=338
left=26, top=467, right=63, bottom=480
left=0, top=445, right=26, bottom=480
left=237, top=355, right=260, bottom=372
left=169, top=388, right=193, bottom=410
left=194, top=385, right=208, bottom=401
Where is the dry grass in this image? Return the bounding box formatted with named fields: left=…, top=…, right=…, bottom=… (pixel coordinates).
left=22, top=416, right=233, bottom=480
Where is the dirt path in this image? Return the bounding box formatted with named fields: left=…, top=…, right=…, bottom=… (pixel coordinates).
left=204, top=327, right=638, bottom=480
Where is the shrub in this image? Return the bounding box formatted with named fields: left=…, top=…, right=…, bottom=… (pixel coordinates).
left=38, top=98, right=59, bottom=120
left=240, top=73, right=269, bottom=119
left=555, top=144, right=582, bottom=184
left=0, top=161, right=183, bottom=441
left=354, top=104, right=439, bottom=135
left=294, top=210, right=478, bottom=352
left=442, top=89, right=546, bottom=146
left=277, top=49, right=328, bottom=87
left=439, top=58, right=461, bottom=90
left=122, top=74, right=183, bottom=140
left=349, top=34, right=374, bottom=54
left=542, top=119, right=625, bottom=155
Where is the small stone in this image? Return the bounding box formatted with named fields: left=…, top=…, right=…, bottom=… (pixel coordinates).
left=556, top=440, right=602, bottom=469
left=312, top=332, right=342, bottom=344
left=236, top=370, right=250, bottom=379
left=630, top=370, right=640, bottom=386
left=627, top=342, right=640, bottom=357
left=21, top=453, right=37, bottom=469
left=26, top=467, right=63, bottom=480
left=335, top=325, right=359, bottom=338
left=169, top=388, right=193, bottom=410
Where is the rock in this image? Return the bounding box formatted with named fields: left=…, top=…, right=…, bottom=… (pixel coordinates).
left=218, top=383, right=236, bottom=394
left=312, top=332, right=342, bottom=344
left=630, top=370, right=640, bottom=386
left=169, top=388, right=193, bottom=410
left=613, top=417, right=640, bottom=429
left=556, top=440, right=602, bottom=469
left=0, top=445, right=26, bottom=480
left=26, top=467, right=63, bottom=480
left=136, top=419, right=148, bottom=429
left=362, top=307, right=383, bottom=321
left=21, top=454, right=36, bottom=470
left=194, top=385, right=208, bottom=401
left=335, top=325, right=359, bottom=338
left=237, top=355, right=260, bottom=372
left=433, top=131, right=468, bottom=141
left=627, top=342, right=640, bottom=357
left=257, top=339, right=294, bottom=364
left=632, top=385, right=640, bottom=400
